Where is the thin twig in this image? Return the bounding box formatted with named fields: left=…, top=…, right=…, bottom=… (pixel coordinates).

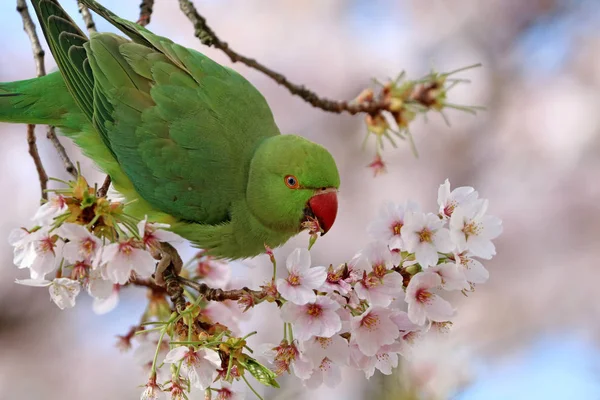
left=26, top=125, right=49, bottom=201
left=178, top=276, right=263, bottom=302
left=16, top=0, right=45, bottom=76
left=129, top=276, right=167, bottom=293
left=77, top=1, right=97, bottom=33
left=17, top=0, right=49, bottom=199
left=137, top=0, right=155, bottom=27
left=17, top=0, right=78, bottom=181
left=46, top=127, right=77, bottom=176
left=97, top=175, right=111, bottom=197
left=178, top=0, right=389, bottom=115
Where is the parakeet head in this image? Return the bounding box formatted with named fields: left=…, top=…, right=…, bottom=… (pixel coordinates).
left=246, top=135, right=340, bottom=235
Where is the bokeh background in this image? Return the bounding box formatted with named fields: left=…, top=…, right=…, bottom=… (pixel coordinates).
left=1, top=0, right=600, bottom=399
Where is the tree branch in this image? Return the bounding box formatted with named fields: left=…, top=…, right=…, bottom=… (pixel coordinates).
left=26, top=125, right=48, bottom=201
left=17, top=0, right=50, bottom=199
left=46, top=127, right=77, bottom=176
left=97, top=175, right=111, bottom=197
left=137, top=0, right=155, bottom=27
left=17, top=0, right=78, bottom=185
left=177, top=0, right=389, bottom=115
left=178, top=276, right=264, bottom=302
left=77, top=1, right=97, bottom=33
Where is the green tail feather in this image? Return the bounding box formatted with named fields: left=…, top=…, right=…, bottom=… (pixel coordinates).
left=0, top=72, right=84, bottom=130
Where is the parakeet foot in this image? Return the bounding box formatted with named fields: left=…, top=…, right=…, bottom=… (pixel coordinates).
left=152, top=242, right=183, bottom=286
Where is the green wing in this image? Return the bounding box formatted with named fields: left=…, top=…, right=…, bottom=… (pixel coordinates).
left=34, top=0, right=281, bottom=224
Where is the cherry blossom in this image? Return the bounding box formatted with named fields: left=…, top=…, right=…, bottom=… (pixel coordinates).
left=260, top=340, right=313, bottom=379
left=32, top=195, right=67, bottom=225
left=164, top=346, right=220, bottom=390
left=60, top=223, right=102, bottom=264
left=437, top=179, right=478, bottom=219
left=450, top=199, right=503, bottom=259
left=301, top=335, right=349, bottom=388
left=320, top=263, right=353, bottom=295
left=92, top=287, right=119, bottom=315
left=277, top=248, right=326, bottom=305
left=140, top=379, right=161, bottom=400
left=405, top=272, right=454, bottom=325
left=11, top=227, right=64, bottom=279
left=215, top=382, right=245, bottom=400
left=368, top=201, right=419, bottom=250
left=429, top=262, right=469, bottom=291
left=454, top=251, right=489, bottom=285
left=138, top=218, right=183, bottom=250
left=401, top=211, right=454, bottom=268
left=99, top=239, right=156, bottom=284
left=281, top=296, right=342, bottom=341
left=351, top=306, right=400, bottom=357
left=354, top=269, right=403, bottom=307
left=16, top=277, right=81, bottom=309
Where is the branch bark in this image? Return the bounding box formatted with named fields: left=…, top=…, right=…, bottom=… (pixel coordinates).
left=137, top=0, right=155, bottom=27
left=17, top=0, right=78, bottom=189
left=77, top=1, right=97, bottom=33
left=177, top=0, right=389, bottom=115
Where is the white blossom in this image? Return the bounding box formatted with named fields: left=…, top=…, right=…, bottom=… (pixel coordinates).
left=100, top=239, right=156, bottom=284
left=402, top=212, right=454, bottom=268
left=368, top=201, right=419, bottom=250
left=11, top=227, right=64, bottom=279
left=60, top=223, right=102, bottom=264
left=16, top=277, right=81, bottom=309
left=277, top=248, right=326, bottom=305
left=164, top=346, right=220, bottom=390
left=449, top=200, right=502, bottom=259
left=454, top=252, right=489, bottom=284
left=351, top=306, right=400, bottom=357
left=405, top=272, right=454, bottom=325
left=138, top=218, right=183, bottom=249
left=429, top=262, right=469, bottom=291
left=437, top=179, right=478, bottom=219
left=281, top=296, right=342, bottom=341
left=32, top=195, right=67, bottom=225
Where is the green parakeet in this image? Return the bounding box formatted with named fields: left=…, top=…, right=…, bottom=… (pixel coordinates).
left=0, top=0, right=340, bottom=259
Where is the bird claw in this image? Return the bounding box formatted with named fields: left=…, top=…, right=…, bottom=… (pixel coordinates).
left=152, top=242, right=183, bottom=286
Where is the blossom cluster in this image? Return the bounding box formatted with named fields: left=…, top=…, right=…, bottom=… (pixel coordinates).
left=8, top=178, right=501, bottom=399
left=8, top=176, right=180, bottom=314
left=354, top=65, right=483, bottom=176
left=261, top=179, right=502, bottom=388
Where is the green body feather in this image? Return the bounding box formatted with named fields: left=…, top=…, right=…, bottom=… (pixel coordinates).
left=0, top=0, right=340, bottom=259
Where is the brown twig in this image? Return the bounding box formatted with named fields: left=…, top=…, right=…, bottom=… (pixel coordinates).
left=97, top=175, right=111, bottom=197
left=17, top=0, right=50, bottom=199
left=177, top=0, right=388, bottom=115
left=178, top=276, right=264, bottom=302
left=17, top=0, right=78, bottom=183
left=77, top=1, right=97, bottom=33
left=46, top=127, right=77, bottom=176
left=26, top=125, right=49, bottom=201
left=129, top=276, right=167, bottom=293
left=137, top=0, right=155, bottom=27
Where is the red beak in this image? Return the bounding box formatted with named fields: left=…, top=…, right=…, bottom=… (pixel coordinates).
left=307, top=189, right=338, bottom=235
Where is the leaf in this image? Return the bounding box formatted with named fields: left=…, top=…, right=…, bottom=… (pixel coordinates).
left=241, top=356, right=280, bottom=388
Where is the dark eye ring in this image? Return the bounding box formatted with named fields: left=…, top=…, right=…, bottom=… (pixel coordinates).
left=285, top=175, right=299, bottom=189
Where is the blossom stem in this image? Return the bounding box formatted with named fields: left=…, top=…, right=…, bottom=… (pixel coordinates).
left=242, top=374, right=265, bottom=400
left=150, top=312, right=177, bottom=376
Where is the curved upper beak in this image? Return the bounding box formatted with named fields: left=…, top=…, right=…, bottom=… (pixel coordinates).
left=305, top=188, right=338, bottom=235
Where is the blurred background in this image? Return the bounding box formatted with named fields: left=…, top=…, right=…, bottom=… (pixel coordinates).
left=1, top=0, right=600, bottom=399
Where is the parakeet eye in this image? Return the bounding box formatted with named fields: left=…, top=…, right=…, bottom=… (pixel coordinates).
left=284, top=175, right=299, bottom=189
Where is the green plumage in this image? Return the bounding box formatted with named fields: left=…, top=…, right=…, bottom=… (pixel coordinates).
left=0, top=0, right=340, bottom=259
